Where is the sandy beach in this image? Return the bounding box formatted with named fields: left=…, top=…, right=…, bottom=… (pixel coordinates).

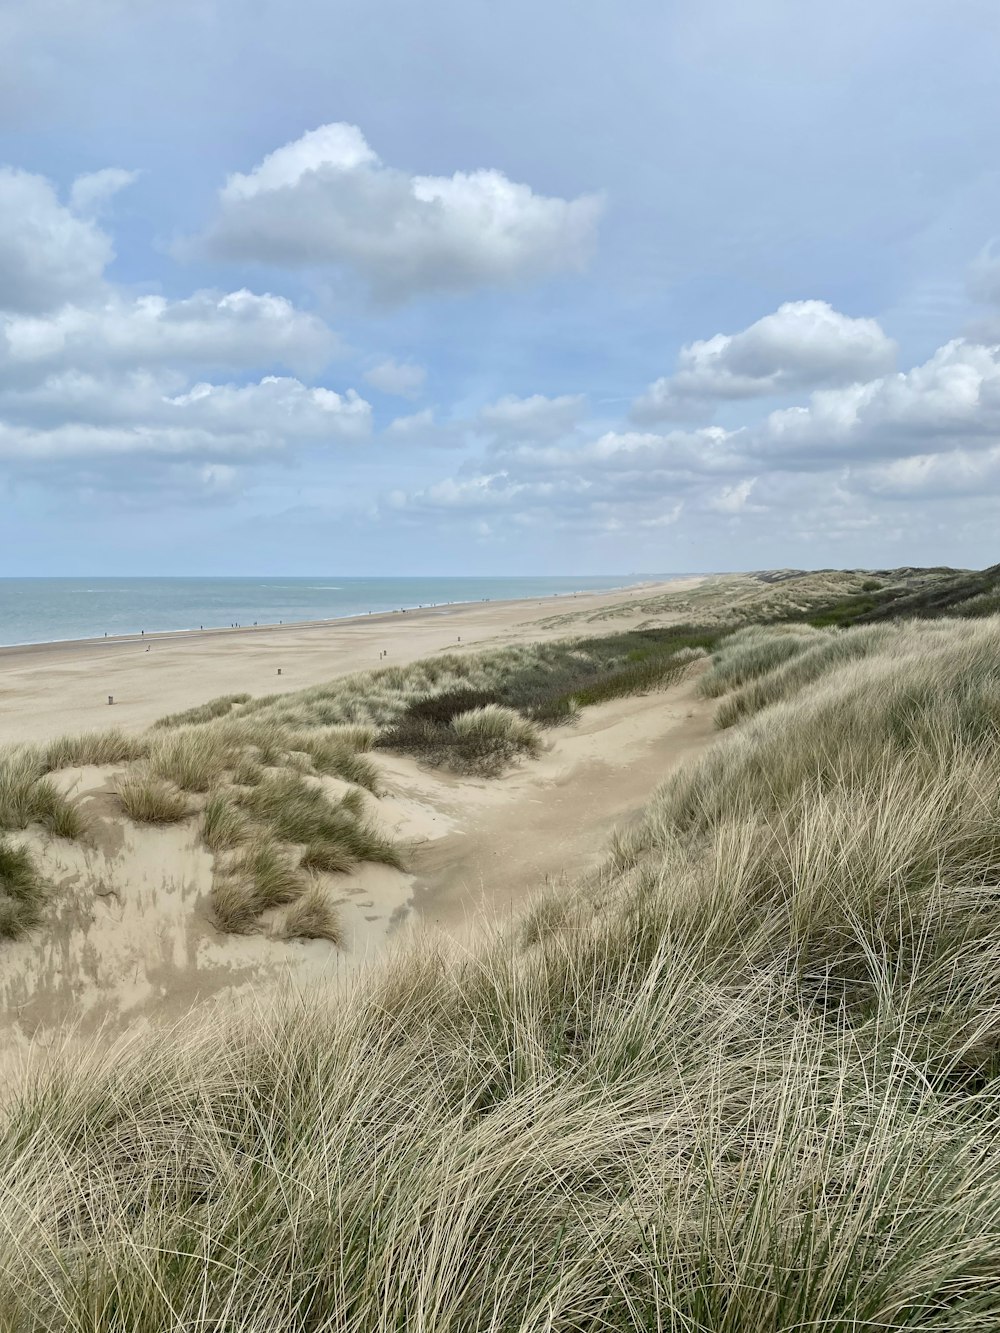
left=0, top=577, right=701, bottom=745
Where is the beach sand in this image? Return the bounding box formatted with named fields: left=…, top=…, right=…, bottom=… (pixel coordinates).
left=0, top=576, right=715, bottom=1070
left=0, top=578, right=702, bottom=746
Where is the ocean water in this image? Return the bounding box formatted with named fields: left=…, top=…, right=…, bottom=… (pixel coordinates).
left=0, top=576, right=659, bottom=648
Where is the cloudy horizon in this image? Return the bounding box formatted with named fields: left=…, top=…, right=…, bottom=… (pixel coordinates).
left=3, top=0, right=1000, bottom=576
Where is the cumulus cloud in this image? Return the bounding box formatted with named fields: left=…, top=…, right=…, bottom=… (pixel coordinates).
left=858, top=446, right=1000, bottom=499
left=0, top=289, right=336, bottom=381
left=68, top=167, right=139, bottom=217
left=476, top=393, right=584, bottom=442
left=0, top=374, right=371, bottom=464
left=759, top=339, right=1000, bottom=463
left=0, top=167, right=112, bottom=313
left=193, top=122, right=604, bottom=301
left=364, top=358, right=426, bottom=398
left=631, top=300, right=897, bottom=422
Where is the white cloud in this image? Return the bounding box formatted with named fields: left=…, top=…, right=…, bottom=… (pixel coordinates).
left=195, top=122, right=604, bottom=301
left=760, top=339, right=1000, bottom=462
left=364, top=358, right=426, bottom=398
left=631, top=300, right=897, bottom=422
left=476, top=393, right=584, bottom=442
left=968, top=239, right=1000, bottom=306
left=0, top=167, right=112, bottom=313
left=0, top=373, right=371, bottom=464
left=0, top=289, right=337, bottom=381
left=858, top=445, right=1000, bottom=499
left=68, top=167, right=139, bottom=217
left=704, top=478, right=765, bottom=513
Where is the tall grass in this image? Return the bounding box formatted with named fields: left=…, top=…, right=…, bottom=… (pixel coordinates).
left=115, top=770, right=190, bottom=823
left=0, top=747, right=85, bottom=838
left=4, top=614, right=1000, bottom=1324
left=0, top=837, right=43, bottom=939
left=212, top=838, right=306, bottom=933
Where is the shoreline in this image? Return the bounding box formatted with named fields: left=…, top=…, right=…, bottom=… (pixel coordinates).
left=0, top=577, right=703, bottom=745
left=0, top=578, right=661, bottom=658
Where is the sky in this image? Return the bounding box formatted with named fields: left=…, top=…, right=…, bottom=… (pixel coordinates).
left=2, top=0, right=1000, bottom=576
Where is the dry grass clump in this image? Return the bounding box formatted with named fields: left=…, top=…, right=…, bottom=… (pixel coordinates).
left=201, top=791, right=248, bottom=852
left=449, top=704, right=543, bottom=775
left=148, top=729, right=232, bottom=792
left=7, top=615, right=1000, bottom=1323
left=212, top=838, right=306, bottom=933
left=115, top=770, right=190, bottom=824
left=285, top=729, right=381, bottom=793
left=41, top=728, right=150, bottom=771
left=711, top=622, right=900, bottom=727
left=0, top=837, right=43, bottom=939
left=0, top=747, right=85, bottom=838
left=152, top=692, right=251, bottom=729
left=237, top=772, right=402, bottom=870
left=698, top=623, right=829, bottom=698
left=276, top=880, right=342, bottom=943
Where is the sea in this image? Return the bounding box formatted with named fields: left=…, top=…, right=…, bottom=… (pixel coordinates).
left=0, top=576, right=664, bottom=648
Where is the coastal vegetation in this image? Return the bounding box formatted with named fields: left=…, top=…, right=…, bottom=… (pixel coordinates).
left=2, top=599, right=1000, bottom=1324
left=0, top=622, right=709, bottom=944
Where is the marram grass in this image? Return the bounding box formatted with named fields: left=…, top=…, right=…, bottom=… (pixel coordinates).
left=4, top=615, right=1000, bottom=1326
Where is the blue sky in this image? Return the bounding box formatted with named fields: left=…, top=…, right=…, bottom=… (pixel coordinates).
left=2, top=0, right=1000, bottom=575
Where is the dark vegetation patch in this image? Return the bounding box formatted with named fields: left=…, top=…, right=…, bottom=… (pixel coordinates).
left=745, top=563, right=1000, bottom=631
left=0, top=838, right=44, bottom=939
left=377, top=627, right=718, bottom=772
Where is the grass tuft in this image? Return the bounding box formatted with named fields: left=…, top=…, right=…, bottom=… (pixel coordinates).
left=212, top=839, right=306, bottom=933
left=0, top=837, right=44, bottom=939
left=277, top=881, right=342, bottom=943
left=41, top=729, right=150, bottom=771
left=0, top=748, right=84, bottom=838
left=201, top=791, right=248, bottom=852
left=115, top=771, right=190, bottom=824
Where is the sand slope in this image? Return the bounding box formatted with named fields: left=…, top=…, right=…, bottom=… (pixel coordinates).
left=0, top=670, right=715, bottom=1069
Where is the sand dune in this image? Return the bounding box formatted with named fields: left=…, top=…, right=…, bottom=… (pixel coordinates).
left=0, top=665, right=714, bottom=1070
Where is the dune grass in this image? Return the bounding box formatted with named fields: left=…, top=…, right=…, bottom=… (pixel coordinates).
left=3, top=613, right=1000, bottom=1324
left=0, top=748, right=85, bottom=838
left=201, top=790, right=249, bottom=852
left=152, top=692, right=251, bottom=729
left=40, top=728, right=150, bottom=771
left=212, top=838, right=307, bottom=933
left=115, top=770, right=190, bottom=823
left=277, top=880, right=343, bottom=943
left=0, top=838, right=44, bottom=939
